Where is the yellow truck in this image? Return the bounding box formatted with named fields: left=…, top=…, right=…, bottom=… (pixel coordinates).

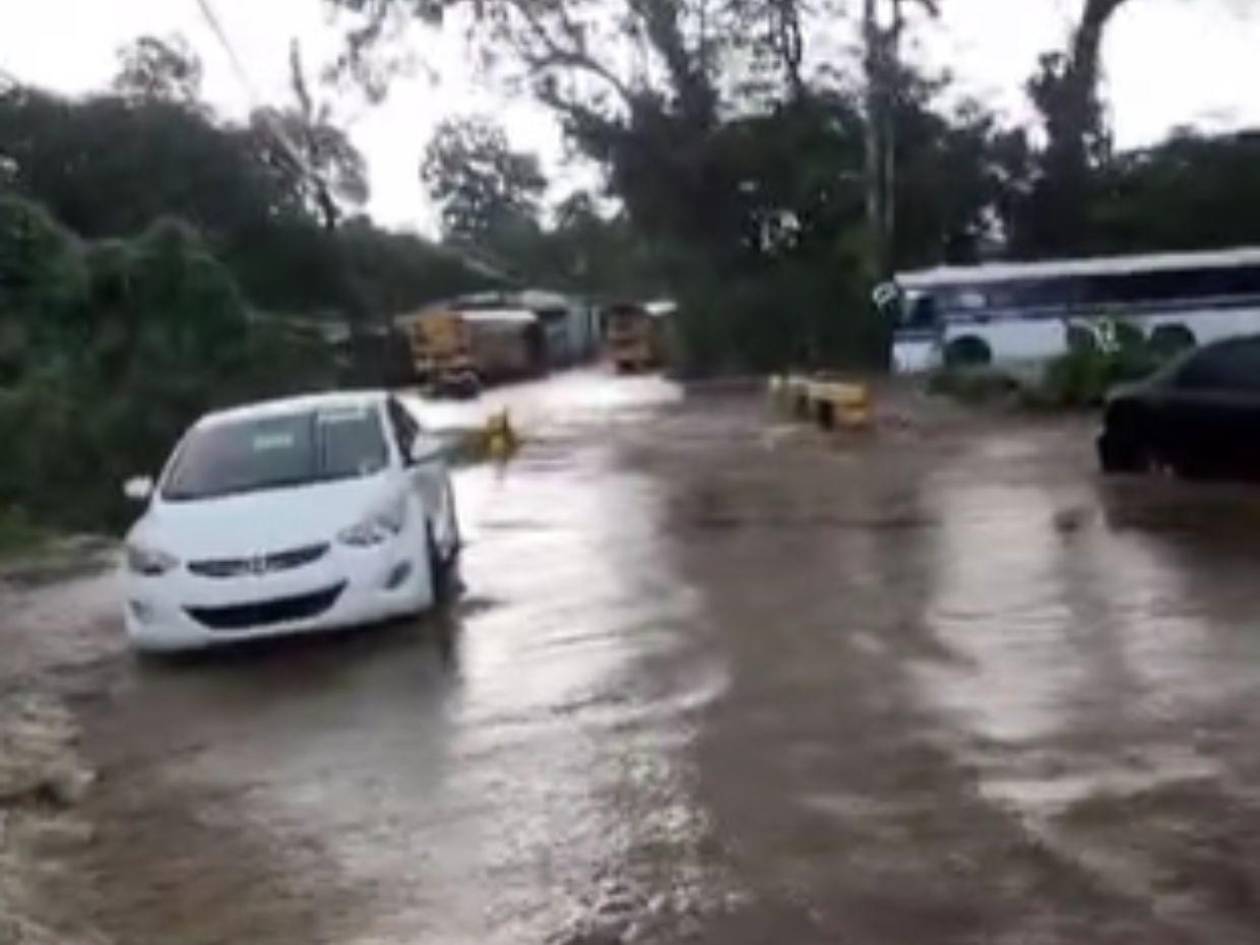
left=407, top=310, right=481, bottom=398
left=607, top=301, right=671, bottom=373
left=462, top=310, right=547, bottom=382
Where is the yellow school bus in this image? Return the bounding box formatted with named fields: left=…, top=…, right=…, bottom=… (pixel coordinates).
left=607, top=301, right=672, bottom=373
left=407, top=310, right=480, bottom=397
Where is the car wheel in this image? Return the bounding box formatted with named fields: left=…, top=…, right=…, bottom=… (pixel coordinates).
left=1099, top=433, right=1148, bottom=474
left=1173, top=456, right=1211, bottom=481
left=425, top=522, right=446, bottom=604
left=445, top=501, right=462, bottom=567
left=453, top=372, right=481, bottom=400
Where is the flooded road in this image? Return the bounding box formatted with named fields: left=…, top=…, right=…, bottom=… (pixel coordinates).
left=7, top=370, right=1260, bottom=943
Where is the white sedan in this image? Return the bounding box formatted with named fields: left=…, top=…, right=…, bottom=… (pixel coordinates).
left=121, top=391, right=460, bottom=652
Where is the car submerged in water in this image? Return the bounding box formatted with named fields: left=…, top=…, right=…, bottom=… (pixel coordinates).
left=1099, top=334, right=1260, bottom=479
left=121, top=391, right=460, bottom=652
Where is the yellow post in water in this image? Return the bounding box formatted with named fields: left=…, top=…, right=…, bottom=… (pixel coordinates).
left=484, top=409, right=519, bottom=460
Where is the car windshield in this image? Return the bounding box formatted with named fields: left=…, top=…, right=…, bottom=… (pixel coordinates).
left=162, top=406, right=389, bottom=501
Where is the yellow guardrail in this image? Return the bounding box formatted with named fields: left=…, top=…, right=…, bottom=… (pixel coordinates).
left=770, top=374, right=873, bottom=430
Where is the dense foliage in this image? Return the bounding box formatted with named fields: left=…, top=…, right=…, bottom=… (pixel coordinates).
left=0, top=37, right=501, bottom=531
left=0, top=49, right=497, bottom=321
left=333, top=0, right=1248, bottom=374
left=421, top=116, right=547, bottom=253
left=0, top=197, right=292, bottom=527
left=3, top=4, right=1260, bottom=529
left=931, top=318, right=1193, bottom=410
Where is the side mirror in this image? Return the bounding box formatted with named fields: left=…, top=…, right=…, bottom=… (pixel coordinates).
left=123, top=476, right=155, bottom=502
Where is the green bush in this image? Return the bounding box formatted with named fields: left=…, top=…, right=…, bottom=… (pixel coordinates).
left=1040, top=346, right=1112, bottom=407
left=0, top=505, right=44, bottom=557
left=0, top=197, right=338, bottom=532
left=929, top=319, right=1187, bottom=411
left=1038, top=319, right=1169, bottom=408
left=926, top=367, right=1018, bottom=404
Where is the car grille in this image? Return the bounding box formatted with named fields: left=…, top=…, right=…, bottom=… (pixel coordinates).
left=185, top=582, right=346, bottom=631
left=187, top=542, right=330, bottom=579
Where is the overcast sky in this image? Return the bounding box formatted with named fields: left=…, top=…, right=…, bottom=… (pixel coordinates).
left=3, top=0, right=1258, bottom=234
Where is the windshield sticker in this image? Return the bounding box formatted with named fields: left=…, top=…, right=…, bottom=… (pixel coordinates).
left=252, top=432, right=296, bottom=451
left=317, top=408, right=371, bottom=425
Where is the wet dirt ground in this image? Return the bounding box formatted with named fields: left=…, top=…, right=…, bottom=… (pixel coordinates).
left=7, top=369, right=1260, bottom=944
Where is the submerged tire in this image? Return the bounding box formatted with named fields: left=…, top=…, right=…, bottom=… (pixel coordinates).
left=425, top=523, right=446, bottom=604
left=1098, top=434, right=1148, bottom=475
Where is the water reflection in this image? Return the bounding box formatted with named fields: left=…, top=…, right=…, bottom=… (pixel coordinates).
left=911, top=428, right=1255, bottom=825
left=421, top=430, right=721, bottom=944
left=917, top=480, right=1086, bottom=745
left=87, top=372, right=719, bottom=945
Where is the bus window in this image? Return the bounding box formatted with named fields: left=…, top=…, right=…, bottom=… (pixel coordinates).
left=908, top=294, right=937, bottom=329
left=953, top=289, right=987, bottom=311
left=1084, top=266, right=1260, bottom=308
left=984, top=284, right=1017, bottom=310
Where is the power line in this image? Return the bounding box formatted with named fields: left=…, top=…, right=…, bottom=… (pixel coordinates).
left=190, top=0, right=511, bottom=285
left=191, top=0, right=265, bottom=106
left=191, top=0, right=329, bottom=195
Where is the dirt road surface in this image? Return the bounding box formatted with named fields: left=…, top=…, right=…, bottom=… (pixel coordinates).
left=7, top=370, right=1260, bottom=944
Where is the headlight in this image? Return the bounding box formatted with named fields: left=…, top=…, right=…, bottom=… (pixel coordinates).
left=337, top=498, right=408, bottom=547
left=126, top=543, right=180, bottom=576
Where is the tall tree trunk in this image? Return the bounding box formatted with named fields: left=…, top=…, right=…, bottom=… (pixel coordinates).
left=1071, top=0, right=1129, bottom=102
left=862, top=0, right=930, bottom=279
left=880, top=0, right=905, bottom=276
left=1029, top=0, right=1131, bottom=254
left=1061, top=0, right=1130, bottom=168
left=862, top=0, right=888, bottom=279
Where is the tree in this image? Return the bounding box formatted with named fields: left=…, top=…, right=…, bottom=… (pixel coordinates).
left=1088, top=130, right=1260, bottom=255
left=861, top=0, right=940, bottom=279
left=328, top=0, right=1015, bottom=373
left=894, top=94, right=1023, bottom=267
left=1016, top=0, right=1134, bottom=255
left=0, top=80, right=491, bottom=325
left=249, top=40, right=369, bottom=232
left=0, top=196, right=87, bottom=382
left=0, top=85, right=289, bottom=240
left=0, top=198, right=257, bottom=528
left=242, top=39, right=384, bottom=376
left=113, top=34, right=205, bottom=106
left=338, top=214, right=504, bottom=312
left=420, top=115, right=546, bottom=251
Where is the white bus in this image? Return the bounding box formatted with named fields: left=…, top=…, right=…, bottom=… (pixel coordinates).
left=879, top=246, right=1260, bottom=373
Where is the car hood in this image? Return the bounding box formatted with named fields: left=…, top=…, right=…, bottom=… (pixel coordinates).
left=1105, top=379, right=1146, bottom=404
left=129, top=474, right=393, bottom=558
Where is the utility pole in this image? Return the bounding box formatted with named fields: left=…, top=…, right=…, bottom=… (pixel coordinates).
left=862, top=0, right=898, bottom=281
left=862, top=0, right=884, bottom=279
left=862, top=0, right=937, bottom=281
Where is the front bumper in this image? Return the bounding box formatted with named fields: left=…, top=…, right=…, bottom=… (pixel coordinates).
left=122, top=538, right=433, bottom=652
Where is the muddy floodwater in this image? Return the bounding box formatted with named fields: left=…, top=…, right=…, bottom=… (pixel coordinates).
left=7, top=370, right=1260, bottom=944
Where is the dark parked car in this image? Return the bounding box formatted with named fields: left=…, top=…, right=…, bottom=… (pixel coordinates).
left=1099, top=334, right=1260, bottom=478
